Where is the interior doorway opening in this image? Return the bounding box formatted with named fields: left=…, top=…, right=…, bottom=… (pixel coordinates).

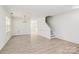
left=31, top=20, right=38, bottom=35
left=30, top=20, right=38, bottom=43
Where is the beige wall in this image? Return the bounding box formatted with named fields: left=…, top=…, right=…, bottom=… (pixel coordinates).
left=49, top=9, right=79, bottom=44
left=0, top=6, right=12, bottom=50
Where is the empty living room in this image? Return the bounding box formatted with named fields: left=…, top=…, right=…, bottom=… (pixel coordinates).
left=0, top=5, right=79, bottom=54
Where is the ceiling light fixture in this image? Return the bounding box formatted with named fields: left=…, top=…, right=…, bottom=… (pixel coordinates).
left=10, top=9, right=14, bottom=15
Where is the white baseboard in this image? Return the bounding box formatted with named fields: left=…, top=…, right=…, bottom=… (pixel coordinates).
left=0, top=36, right=12, bottom=50
left=12, top=34, right=31, bottom=36
left=38, top=34, right=51, bottom=39
left=55, top=35, right=79, bottom=44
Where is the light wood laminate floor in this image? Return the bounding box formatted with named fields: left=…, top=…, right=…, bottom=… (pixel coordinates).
left=0, top=35, right=79, bottom=54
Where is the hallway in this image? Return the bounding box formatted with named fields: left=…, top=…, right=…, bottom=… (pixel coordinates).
left=0, top=35, right=79, bottom=54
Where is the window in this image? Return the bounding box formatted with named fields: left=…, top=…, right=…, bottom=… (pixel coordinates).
left=6, top=16, right=11, bottom=32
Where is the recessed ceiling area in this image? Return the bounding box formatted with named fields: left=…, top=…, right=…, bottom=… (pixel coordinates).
left=5, top=5, right=75, bottom=19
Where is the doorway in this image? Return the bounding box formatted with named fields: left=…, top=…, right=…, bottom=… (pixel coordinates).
left=31, top=20, right=38, bottom=35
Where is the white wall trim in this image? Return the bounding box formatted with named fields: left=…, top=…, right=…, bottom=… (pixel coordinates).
left=0, top=36, right=12, bottom=50
left=55, top=35, right=79, bottom=44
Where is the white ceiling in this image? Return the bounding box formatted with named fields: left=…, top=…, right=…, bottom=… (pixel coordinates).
left=5, top=5, right=74, bottom=19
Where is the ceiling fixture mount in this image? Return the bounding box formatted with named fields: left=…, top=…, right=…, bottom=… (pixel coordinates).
left=9, top=9, right=14, bottom=15
left=10, top=12, right=14, bottom=15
